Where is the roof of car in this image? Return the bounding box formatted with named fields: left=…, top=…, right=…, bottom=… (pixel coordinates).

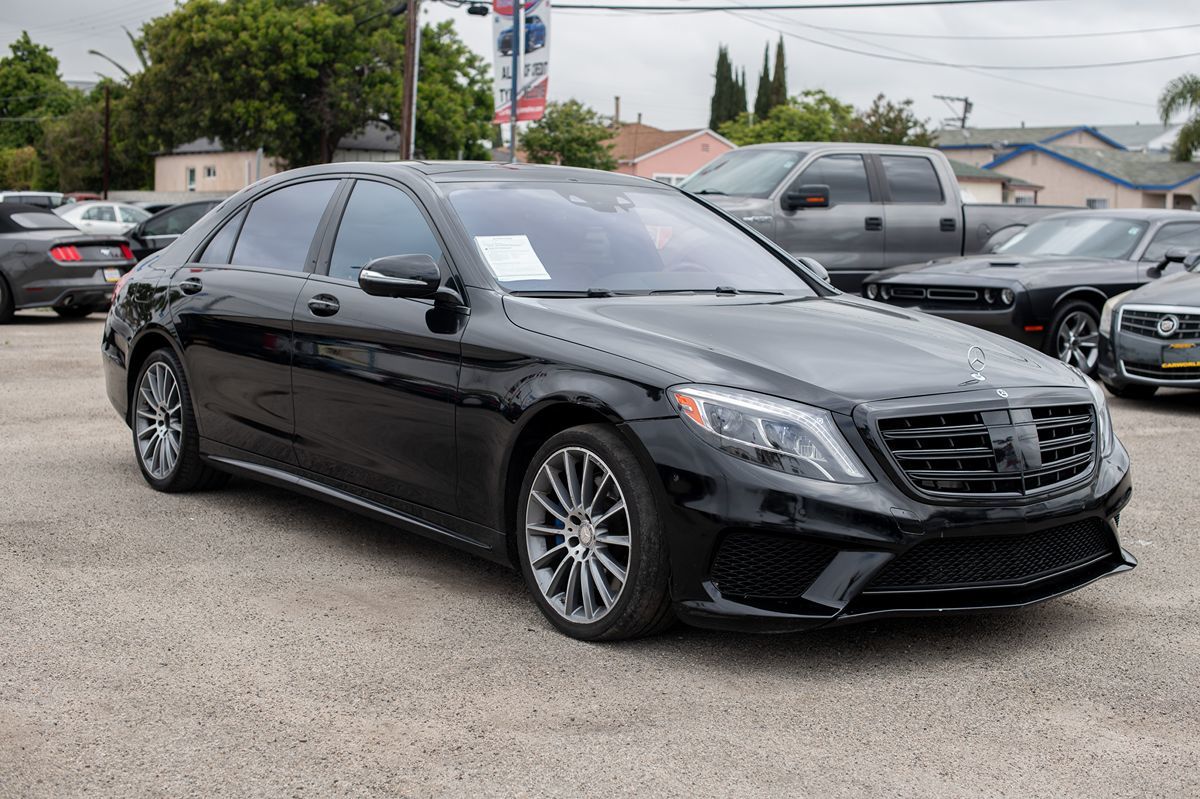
left=271, top=160, right=668, bottom=188
left=0, top=203, right=74, bottom=233
left=1044, top=208, right=1200, bottom=223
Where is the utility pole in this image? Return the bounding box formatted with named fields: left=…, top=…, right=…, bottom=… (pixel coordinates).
left=102, top=84, right=110, bottom=199
left=399, top=0, right=421, bottom=160
left=934, top=94, right=972, bottom=129
left=509, top=0, right=524, bottom=163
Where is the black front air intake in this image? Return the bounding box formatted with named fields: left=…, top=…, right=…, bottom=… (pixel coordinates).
left=710, top=531, right=838, bottom=601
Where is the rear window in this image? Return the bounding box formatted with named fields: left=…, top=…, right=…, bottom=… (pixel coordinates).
left=11, top=212, right=75, bottom=230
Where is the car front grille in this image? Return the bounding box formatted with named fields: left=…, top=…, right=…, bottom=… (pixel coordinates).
left=710, top=531, right=837, bottom=600
left=866, top=518, right=1112, bottom=592
left=878, top=403, right=1096, bottom=497
left=1122, top=362, right=1200, bottom=381
left=1119, top=308, right=1200, bottom=339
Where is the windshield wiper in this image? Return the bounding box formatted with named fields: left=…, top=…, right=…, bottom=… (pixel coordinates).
left=648, top=286, right=784, bottom=296
left=691, top=189, right=727, bottom=195
left=509, top=288, right=619, bottom=298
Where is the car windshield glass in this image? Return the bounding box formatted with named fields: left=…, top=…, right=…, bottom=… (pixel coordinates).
left=446, top=182, right=816, bottom=295
left=678, top=149, right=804, bottom=198
left=11, top=212, right=75, bottom=230
left=995, top=216, right=1148, bottom=259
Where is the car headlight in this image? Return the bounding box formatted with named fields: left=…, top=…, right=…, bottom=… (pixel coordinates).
left=1082, top=374, right=1114, bottom=456
left=865, top=283, right=879, bottom=299
left=1001, top=288, right=1015, bottom=305
left=1099, top=290, right=1131, bottom=337
left=669, top=385, right=872, bottom=483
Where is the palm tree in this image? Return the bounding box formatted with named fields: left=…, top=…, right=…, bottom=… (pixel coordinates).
left=1159, top=73, right=1200, bottom=161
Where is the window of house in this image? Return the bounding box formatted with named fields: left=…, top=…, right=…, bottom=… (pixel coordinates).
left=879, top=155, right=943, bottom=203
left=186, top=166, right=196, bottom=192
left=231, top=180, right=339, bottom=271
left=701, top=143, right=711, bottom=152
left=1013, top=195, right=1035, bottom=205
left=652, top=174, right=687, bottom=187
left=204, top=165, right=217, bottom=179
left=1086, top=198, right=1110, bottom=209
left=329, top=181, right=443, bottom=282
left=795, top=154, right=872, bottom=203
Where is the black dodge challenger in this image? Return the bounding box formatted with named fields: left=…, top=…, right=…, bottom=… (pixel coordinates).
left=861, top=209, right=1200, bottom=375
left=103, top=162, right=1135, bottom=640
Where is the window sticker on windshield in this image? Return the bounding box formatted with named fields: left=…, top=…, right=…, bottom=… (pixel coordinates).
left=474, top=235, right=551, bottom=281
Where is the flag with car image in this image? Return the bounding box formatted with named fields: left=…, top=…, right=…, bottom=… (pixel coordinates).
left=492, top=0, right=550, bottom=124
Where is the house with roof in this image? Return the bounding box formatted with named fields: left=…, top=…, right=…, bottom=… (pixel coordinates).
left=935, top=124, right=1200, bottom=210
left=604, top=122, right=734, bottom=185
left=948, top=159, right=1041, bottom=204
left=154, top=123, right=402, bottom=193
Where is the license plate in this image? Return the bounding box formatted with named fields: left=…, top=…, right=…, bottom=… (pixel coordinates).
left=1162, top=342, right=1200, bottom=369
left=103, top=267, right=122, bottom=283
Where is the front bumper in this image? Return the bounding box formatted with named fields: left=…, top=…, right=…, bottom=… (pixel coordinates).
left=625, top=407, right=1134, bottom=633
left=861, top=287, right=1044, bottom=351
left=1098, top=307, right=1200, bottom=390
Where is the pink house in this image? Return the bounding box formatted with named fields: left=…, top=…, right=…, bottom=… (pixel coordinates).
left=607, top=123, right=735, bottom=186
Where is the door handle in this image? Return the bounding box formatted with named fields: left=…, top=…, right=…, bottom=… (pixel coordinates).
left=307, top=294, right=340, bottom=317
left=178, top=277, right=203, bottom=295
left=865, top=216, right=883, bottom=231
left=940, top=217, right=957, bottom=232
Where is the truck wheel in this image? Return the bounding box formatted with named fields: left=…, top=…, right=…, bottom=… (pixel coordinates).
left=1047, top=301, right=1100, bottom=375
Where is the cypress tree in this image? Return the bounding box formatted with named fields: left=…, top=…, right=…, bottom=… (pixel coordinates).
left=709, top=46, right=731, bottom=130
left=754, top=45, right=772, bottom=120
left=735, top=68, right=748, bottom=118
left=769, top=36, right=788, bottom=109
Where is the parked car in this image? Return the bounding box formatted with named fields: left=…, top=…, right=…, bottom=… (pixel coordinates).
left=498, top=14, right=546, bottom=56
left=679, top=143, right=1070, bottom=291
left=103, top=162, right=1134, bottom=640
left=0, top=191, right=66, bottom=209
left=134, top=201, right=176, bottom=215
left=0, top=203, right=137, bottom=322
left=64, top=192, right=102, bottom=203
left=125, top=200, right=221, bottom=261
left=57, top=201, right=152, bottom=235
left=1097, top=251, right=1200, bottom=398
left=861, top=210, right=1200, bottom=375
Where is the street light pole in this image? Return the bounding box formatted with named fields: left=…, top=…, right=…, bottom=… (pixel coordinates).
left=399, top=0, right=421, bottom=159
left=509, top=0, right=523, bottom=163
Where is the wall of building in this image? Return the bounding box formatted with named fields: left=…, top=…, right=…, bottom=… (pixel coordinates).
left=957, top=178, right=1004, bottom=204
left=155, top=151, right=282, bottom=193
left=616, top=131, right=733, bottom=183
left=989, top=150, right=1144, bottom=208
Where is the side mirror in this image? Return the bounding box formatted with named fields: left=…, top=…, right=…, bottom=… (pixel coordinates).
left=1153, top=247, right=1190, bottom=273
left=796, top=256, right=831, bottom=283
left=358, top=253, right=442, bottom=298
left=782, top=184, right=830, bottom=211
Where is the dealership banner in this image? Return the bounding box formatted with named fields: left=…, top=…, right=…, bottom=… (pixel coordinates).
left=492, top=0, right=550, bottom=124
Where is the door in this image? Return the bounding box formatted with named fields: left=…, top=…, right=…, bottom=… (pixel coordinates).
left=169, top=178, right=340, bottom=464
left=877, top=154, right=962, bottom=268
left=291, top=179, right=463, bottom=512
left=774, top=153, right=883, bottom=292
left=1138, top=221, right=1200, bottom=282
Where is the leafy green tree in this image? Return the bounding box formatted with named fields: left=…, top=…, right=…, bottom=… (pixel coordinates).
left=42, top=80, right=153, bottom=191
left=769, top=37, right=788, bottom=110
left=0, top=32, right=79, bottom=151
left=131, top=0, right=490, bottom=167
left=522, top=99, right=616, bottom=170
left=753, top=45, right=772, bottom=121
left=1159, top=73, right=1200, bottom=161
left=844, top=94, right=933, bottom=146
left=0, top=146, right=40, bottom=189
left=719, top=90, right=854, bottom=145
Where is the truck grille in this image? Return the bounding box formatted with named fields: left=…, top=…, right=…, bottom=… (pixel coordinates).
left=710, top=531, right=837, bottom=600
left=1119, top=308, right=1200, bottom=339
left=878, top=403, right=1095, bottom=497
left=866, top=518, right=1111, bottom=591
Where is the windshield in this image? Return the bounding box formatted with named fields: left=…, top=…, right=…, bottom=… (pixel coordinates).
left=447, top=182, right=817, bottom=295
left=996, top=216, right=1148, bottom=260
left=678, top=149, right=804, bottom=198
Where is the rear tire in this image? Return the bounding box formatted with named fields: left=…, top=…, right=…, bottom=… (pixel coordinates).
left=1104, top=381, right=1158, bottom=400
left=516, top=424, right=674, bottom=641
left=53, top=306, right=94, bottom=319
left=0, top=275, right=13, bottom=324
left=131, top=348, right=229, bottom=492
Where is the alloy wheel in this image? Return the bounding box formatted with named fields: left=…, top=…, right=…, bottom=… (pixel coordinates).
left=134, top=362, right=183, bottom=480
left=524, top=447, right=633, bottom=624
left=1056, top=310, right=1099, bottom=372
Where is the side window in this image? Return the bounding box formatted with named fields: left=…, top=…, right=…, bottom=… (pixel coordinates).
left=119, top=206, right=149, bottom=224
left=795, top=154, right=871, bottom=203
left=231, top=180, right=338, bottom=271
left=146, top=204, right=209, bottom=237
left=198, top=207, right=248, bottom=265
left=1142, top=222, right=1200, bottom=262
left=85, top=205, right=116, bottom=222
left=328, top=181, right=443, bottom=282
left=880, top=155, right=944, bottom=203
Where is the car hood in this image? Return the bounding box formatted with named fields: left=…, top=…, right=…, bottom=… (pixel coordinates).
left=503, top=294, right=1083, bottom=414
left=1119, top=270, right=1200, bottom=307
left=870, top=253, right=1116, bottom=283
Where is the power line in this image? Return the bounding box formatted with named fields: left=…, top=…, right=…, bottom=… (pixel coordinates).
left=556, top=0, right=1062, bottom=10
left=815, top=20, right=1200, bottom=40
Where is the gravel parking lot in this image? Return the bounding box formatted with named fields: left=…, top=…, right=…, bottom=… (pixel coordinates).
left=1, top=311, right=1197, bottom=797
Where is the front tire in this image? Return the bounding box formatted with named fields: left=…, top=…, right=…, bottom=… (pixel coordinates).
left=1047, top=300, right=1101, bottom=375
left=1104, top=381, right=1158, bottom=400
left=53, top=306, right=94, bottom=319
left=516, top=424, right=673, bottom=641
left=131, top=348, right=228, bottom=492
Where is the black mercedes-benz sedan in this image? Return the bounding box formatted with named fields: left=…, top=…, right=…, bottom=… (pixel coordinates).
left=861, top=209, right=1200, bottom=376
left=102, top=162, right=1135, bottom=640
left=1097, top=253, right=1200, bottom=398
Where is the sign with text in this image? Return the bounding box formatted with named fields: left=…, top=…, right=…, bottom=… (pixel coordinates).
left=492, top=0, right=550, bottom=124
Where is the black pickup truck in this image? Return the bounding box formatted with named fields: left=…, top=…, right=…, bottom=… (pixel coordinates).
left=682, top=143, right=1070, bottom=291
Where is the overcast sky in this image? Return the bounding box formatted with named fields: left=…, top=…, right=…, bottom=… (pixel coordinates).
left=2, top=0, right=1198, bottom=132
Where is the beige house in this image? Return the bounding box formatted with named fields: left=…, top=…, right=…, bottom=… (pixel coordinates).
left=154, top=124, right=402, bottom=193
left=936, top=124, right=1200, bottom=209
left=948, top=159, right=1040, bottom=204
